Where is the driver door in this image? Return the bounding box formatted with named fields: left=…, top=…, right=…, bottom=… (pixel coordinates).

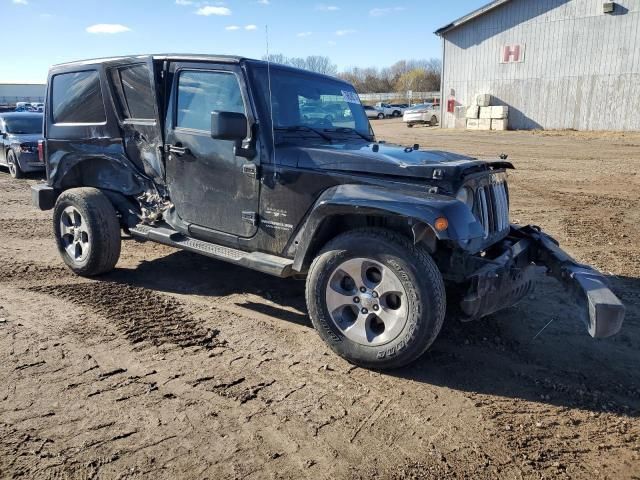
left=164, top=63, right=259, bottom=238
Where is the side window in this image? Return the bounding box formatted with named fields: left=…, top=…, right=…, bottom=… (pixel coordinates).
left=110, top=64, right=156, bottom=120
left=51, top=70, right=106, bottom=124
left=176, top=70, right=245, bottom=131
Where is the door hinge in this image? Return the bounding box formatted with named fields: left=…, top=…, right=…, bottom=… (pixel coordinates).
left=242, top=211, right=259, bottom=226
left=242, top=163, right=259, bottom=179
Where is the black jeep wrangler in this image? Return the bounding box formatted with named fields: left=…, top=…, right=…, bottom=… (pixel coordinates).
left=32, top=55, right=624, bottom=369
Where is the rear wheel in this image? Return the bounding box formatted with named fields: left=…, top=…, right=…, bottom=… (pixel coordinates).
left=377, top=113, right=384, bottom=119
left=430, top=115, right=438, bottom=126
left=53, top=187, right=122, bottom=276
left=306, top=228, right=446, bottom=369
left=7, top=150, right=23, bottom=179
left=392, top=110, right=401, bottom=117
left=407, top=123, right=414, bottom=128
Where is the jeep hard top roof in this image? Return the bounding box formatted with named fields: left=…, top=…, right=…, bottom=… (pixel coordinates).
left=50, top=54, right=347, bottom=84
left=53, top=53, right=244, bottom=68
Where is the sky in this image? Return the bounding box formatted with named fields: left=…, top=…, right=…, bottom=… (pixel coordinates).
left=3, top=0, right=487, bottom=83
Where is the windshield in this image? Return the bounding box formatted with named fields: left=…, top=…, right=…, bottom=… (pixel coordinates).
left=4, top=115, right=42, bottom=134
left=251, top=66, right=371, bottom=140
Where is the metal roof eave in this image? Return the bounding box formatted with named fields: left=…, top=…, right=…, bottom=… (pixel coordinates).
left=434, top=0, right=513, bottom=36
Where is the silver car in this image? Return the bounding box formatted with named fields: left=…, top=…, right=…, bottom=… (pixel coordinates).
left=403, top=103, right=440, bottom=127
left=363, top=105, right=385, bottom=120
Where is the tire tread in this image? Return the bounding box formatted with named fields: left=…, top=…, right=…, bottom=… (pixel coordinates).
left=53, top=187, right=121, bottom=276
left=306, top=227, right=446, bottom=369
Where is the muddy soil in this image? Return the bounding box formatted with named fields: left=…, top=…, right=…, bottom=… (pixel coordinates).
left=1, top=121, right=638, bottom=479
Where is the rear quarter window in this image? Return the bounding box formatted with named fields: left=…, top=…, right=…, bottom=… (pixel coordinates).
left=109, top=64, right=156, bottom=120
left=51, top=70, right=106, bottom=124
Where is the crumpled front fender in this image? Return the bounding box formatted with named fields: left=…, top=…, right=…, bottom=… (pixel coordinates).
left=291, top=184, right=485, bottom=272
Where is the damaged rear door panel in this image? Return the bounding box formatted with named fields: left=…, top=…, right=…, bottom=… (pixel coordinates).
left=107, top=57, right=166, bottom=187
left=45, top=56, right=166, bottom=214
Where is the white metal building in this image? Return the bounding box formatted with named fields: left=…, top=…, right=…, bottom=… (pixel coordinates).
left=0, top=84, right=46, bottom=106
left=436, top=0, right=640, bottom=130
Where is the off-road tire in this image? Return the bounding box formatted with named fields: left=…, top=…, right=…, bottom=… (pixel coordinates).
left=53, top=187, right=121, bottom=276
left=306, top=228, right=446, bottom=369
left=7, top=150, right=23, bottom=179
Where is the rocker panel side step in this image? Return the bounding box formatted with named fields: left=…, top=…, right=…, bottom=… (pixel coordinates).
left=129, top=224, right=294, bottom=277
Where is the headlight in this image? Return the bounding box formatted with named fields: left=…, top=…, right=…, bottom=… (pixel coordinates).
left=456, top=186, right=474, bottom=209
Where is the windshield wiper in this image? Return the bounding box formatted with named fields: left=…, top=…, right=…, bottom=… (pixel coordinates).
left=323, top=127, right=373, bottom=142
left=275, top=125, right=332, bottom=142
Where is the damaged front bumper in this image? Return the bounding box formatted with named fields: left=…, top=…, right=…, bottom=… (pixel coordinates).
left=460, top=225, right=624, bottom=338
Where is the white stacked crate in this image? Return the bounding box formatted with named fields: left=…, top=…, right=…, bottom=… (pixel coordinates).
left=465, top=94, right=509, bottom=130
left=453, top=106, right=467, bottom=129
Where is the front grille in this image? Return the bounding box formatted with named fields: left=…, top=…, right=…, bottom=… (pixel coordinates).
left=475, top=176, right=510, bottom=238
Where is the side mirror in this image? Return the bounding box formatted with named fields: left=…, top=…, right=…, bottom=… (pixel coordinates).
left=211, top=111, right=248, bottom=141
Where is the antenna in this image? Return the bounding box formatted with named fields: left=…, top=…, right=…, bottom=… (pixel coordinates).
left=265, top=25, right=277, bottom=175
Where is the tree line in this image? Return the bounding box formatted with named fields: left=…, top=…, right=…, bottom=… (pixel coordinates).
left=263, top=55, right=442, bottom=94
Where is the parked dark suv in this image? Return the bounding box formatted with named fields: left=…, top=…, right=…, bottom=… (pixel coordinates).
left=31, top=55, right=624, bottom=369
left=0, top=112, right=44, bottom=178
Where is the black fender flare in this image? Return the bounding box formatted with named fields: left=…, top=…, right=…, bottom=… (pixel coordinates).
left=48, top=151, right=151, bottom=197
left=290, top=184, right=485, bottom=272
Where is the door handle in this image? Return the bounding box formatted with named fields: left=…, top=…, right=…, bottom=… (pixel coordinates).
left=167, top=144, right=190, bottom=156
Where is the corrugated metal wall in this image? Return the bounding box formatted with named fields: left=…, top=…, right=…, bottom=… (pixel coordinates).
left=441, top=0, right=640, bottom=130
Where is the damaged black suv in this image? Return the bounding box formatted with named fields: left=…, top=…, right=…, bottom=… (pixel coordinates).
left=32, top=55, right=624, bottom=369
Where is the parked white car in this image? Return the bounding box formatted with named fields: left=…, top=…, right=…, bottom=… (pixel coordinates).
left=403, top=103, right=440, bottom=127
left=363, top=105, right=385, bottom=120
left=375, top=102, right=406, bottom=118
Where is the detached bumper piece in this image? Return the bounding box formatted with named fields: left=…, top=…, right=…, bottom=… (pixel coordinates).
left=461, top=225, right=624, bottom=339
left=513, top=225, right=624, bottom=338
left=460, top=236, right=537, bottom=322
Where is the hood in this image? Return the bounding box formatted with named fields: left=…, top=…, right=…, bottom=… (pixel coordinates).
left=279, top=141, right=495, bottom=179
left=8, top=133, right=42, bottom=144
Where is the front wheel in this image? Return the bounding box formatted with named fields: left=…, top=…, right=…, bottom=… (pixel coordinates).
left=430, top=115, right=438, bottom=126
left=53, top=187, right=122, bottom=276
left=306, top=228, right=446, bottom=369
left=377, top=113, right=385, bottom=119
left=7, top=150, right=23, bottom=179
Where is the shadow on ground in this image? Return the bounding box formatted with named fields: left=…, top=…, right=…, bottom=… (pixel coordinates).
left=105, top=247, right=640, bottom=417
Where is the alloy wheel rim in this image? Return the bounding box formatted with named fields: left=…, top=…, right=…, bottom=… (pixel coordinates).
left=325, top=257, right=409, bottom=347
left=7, top=156, right=16, bottom=176
left=59, top=206, right=90, bottom=262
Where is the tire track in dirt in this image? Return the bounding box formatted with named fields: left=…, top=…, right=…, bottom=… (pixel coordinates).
left=0, top=261, right=70, bottom=283
left=28, top=282, right=226, bottom=350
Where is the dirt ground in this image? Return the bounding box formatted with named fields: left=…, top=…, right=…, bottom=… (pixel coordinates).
left=1, top=119, right=638, bottom=479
